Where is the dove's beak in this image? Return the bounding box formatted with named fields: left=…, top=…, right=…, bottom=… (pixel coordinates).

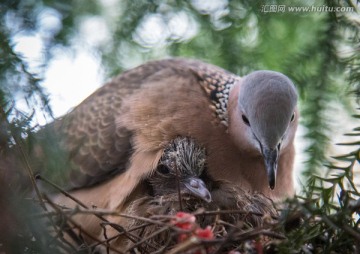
left=263, top=146, right=279, bottom=190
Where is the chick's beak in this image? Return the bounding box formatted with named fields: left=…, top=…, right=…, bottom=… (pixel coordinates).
left=184, top=177, right=212, bottom=203
left=263, top=146, right=279, bottom=190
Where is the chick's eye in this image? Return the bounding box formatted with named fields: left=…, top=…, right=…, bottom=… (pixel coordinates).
left=290, top=112, right=295, bottom=122
left=158, top=165, right=170, bottom=174
left=242, top=115, right=250, bottom=126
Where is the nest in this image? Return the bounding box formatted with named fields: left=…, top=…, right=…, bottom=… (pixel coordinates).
left=43, top=180, right=282, bottom=254
left=118, top=190, right=280, bottom=254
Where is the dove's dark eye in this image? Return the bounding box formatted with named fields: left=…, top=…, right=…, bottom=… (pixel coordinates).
left=290, top=112, right=295, bottom=122
left=158, top=165, right=170, bottom=174
left=242, top=115, right=250, bottom=126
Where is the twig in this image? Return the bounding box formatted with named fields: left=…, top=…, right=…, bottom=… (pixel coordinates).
left=39, top=175, right=175, bottom=227
left=194, top=209, right=279, bottom=220
left=39, top=175, right=166, bottom=251
left=90, top=222, right=152, bottom=249
left=167, top=236, right=222, bottom=254
left=100, top=223, right=110, bottom=254
left=213, top=228, right=238, bottom=254
left=217, top=219, right=241, bottom=229
left=166, top=236, right=202, bottom=254
left=125, top=226, right=169, bottom=252
left=43, top=194, right=125, bottom=254
left=36, top=174, right=89, bottom=210
left=234, top=227, right=286, bottom=241
left=32, top=207, right=176, bottom=228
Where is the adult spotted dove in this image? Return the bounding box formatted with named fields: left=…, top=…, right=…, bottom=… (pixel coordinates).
left=40, top=59, right=296, bottom=251
left=41, top=58, right=297, bottom=216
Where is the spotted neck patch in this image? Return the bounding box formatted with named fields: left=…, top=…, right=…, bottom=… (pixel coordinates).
left=193, top=65, right=238, bottom=127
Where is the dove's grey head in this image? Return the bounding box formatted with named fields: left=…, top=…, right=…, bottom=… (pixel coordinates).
left=229, top=70, right=298, bottom=190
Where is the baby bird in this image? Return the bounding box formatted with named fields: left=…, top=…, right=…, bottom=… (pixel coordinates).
left=109, top=137, right=210, bottom=251
left=111, top=137, right=277, bottom=253
left=148, top=136, right=211, bottom=203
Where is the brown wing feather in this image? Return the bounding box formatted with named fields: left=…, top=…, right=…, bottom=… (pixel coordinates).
left=52, top=61, right=172, bottom=188
left=40, top=59, right=233, bottom=189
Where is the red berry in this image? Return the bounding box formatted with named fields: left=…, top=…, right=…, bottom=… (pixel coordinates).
left=172, top=212, right=196, bottom=230
left=194, top=226, right=214, bottom=240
